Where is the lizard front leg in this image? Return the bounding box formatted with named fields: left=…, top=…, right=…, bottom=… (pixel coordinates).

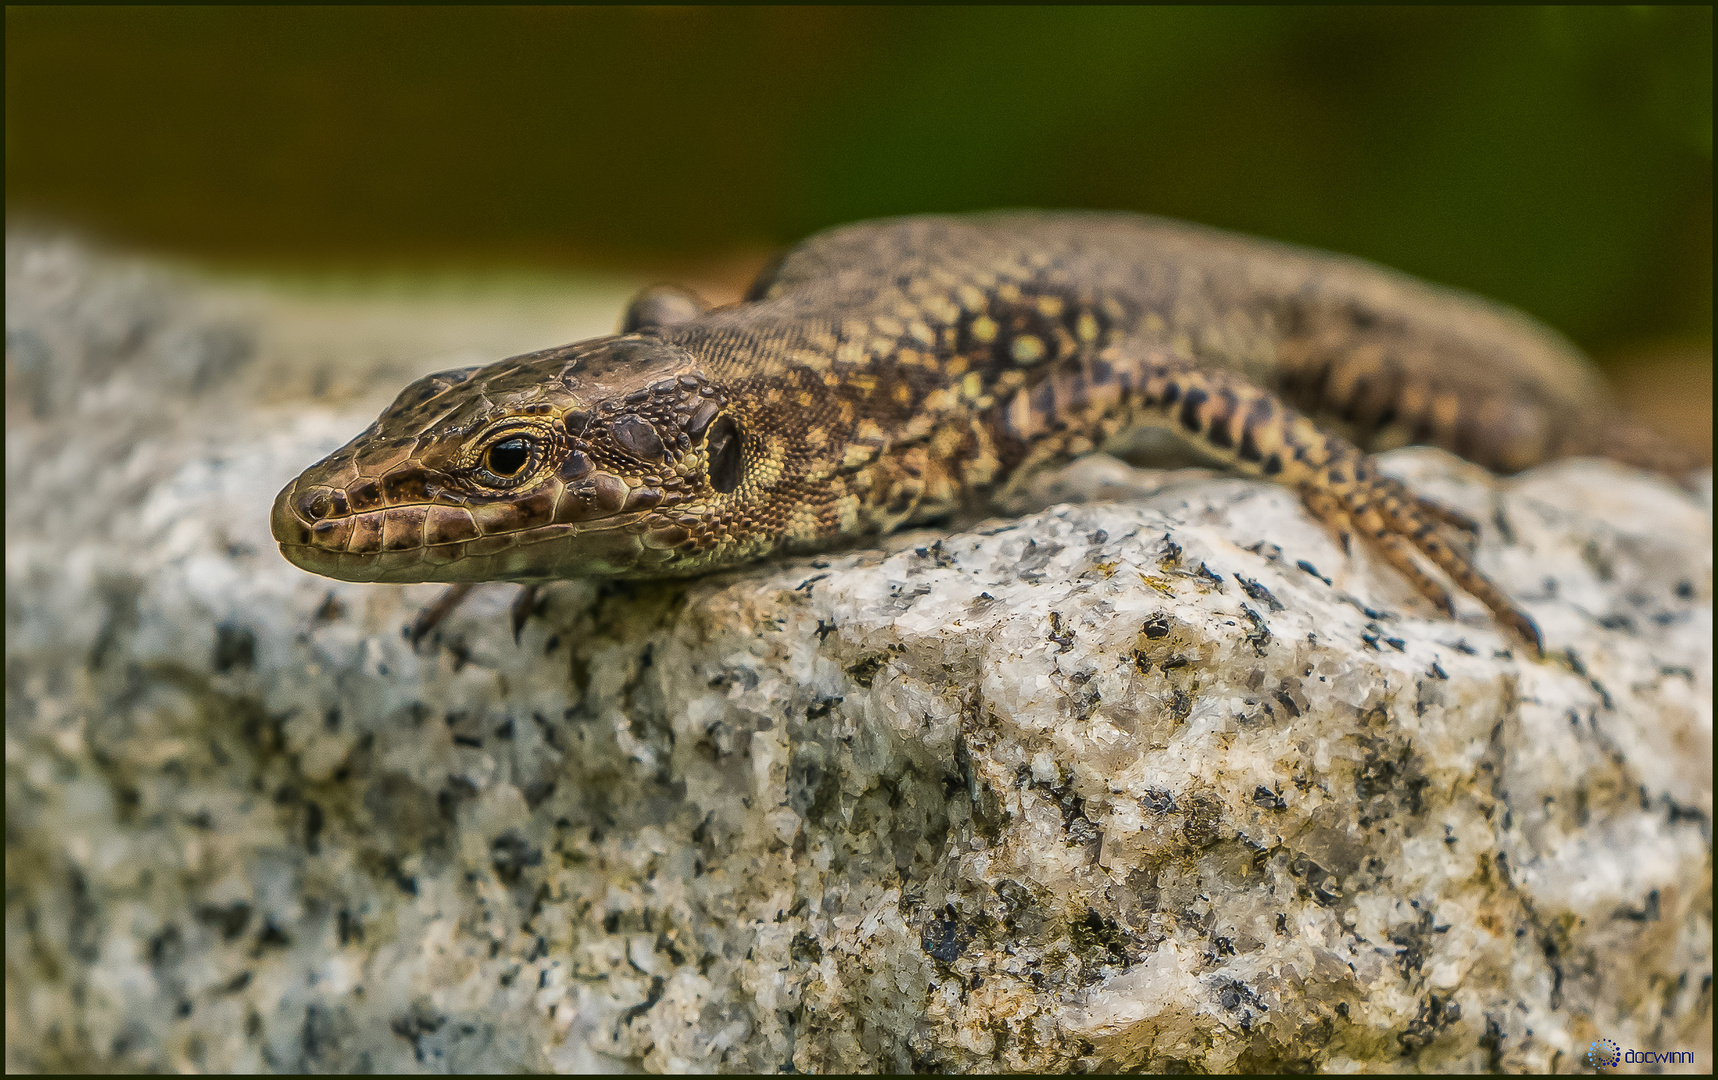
left=996, top=343, right=1542, bottom=651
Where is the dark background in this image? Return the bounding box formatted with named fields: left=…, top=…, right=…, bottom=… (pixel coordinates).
left=7, top=5, right=1711, bottom=434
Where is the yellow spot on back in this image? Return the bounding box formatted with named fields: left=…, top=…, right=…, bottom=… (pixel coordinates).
left=1076, top=311, right=1099, bottom=342
left=836, top=494, right=861, bottom=532
left=1035, top=296, right=1064, bottom=318
left=792, top=348, right=832, bottom=373
left=971, top=316, right=999, bottom=343
left=1011, top=335, right=1046, bottom=364
left=785, top=503, right=822, bottom=542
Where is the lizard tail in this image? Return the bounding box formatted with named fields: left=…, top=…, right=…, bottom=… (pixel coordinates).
left=1564, top=411, right=1708, bottom=486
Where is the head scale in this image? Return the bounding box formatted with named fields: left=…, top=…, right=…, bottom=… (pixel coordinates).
left=271, top=335, right=755, bottom=582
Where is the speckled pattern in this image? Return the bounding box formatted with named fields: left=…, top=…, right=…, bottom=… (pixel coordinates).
left=273, top=214, right=1702, bottom=650
left=8, top=236, right=1712, bottom=1073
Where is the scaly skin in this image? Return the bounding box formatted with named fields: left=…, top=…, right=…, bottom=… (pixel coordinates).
left=271, top=212, right=1700, bottom=650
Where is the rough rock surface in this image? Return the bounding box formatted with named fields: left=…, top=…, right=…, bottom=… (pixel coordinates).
left=6, top=235, right=1712, bottom=1073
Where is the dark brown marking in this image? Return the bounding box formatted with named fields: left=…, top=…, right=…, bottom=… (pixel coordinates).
left=1179, top=388, right=1209, bottom=432
left=1263, top=453, right=1282, bottom=476
left=381, top=469, right=429, bottom=504
left=1339, top=376, right=1370, bottom=423
left=1206, top=393, right=1237, bottom=449
left=1238, top=428, right=1263, bottom=462
left=1207, top=419, right=1233, bottom=449
left=347, top=480, right=383, bottom=513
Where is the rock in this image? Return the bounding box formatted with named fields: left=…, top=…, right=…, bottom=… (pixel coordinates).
left=6, top=235, right=1711, bottom=1073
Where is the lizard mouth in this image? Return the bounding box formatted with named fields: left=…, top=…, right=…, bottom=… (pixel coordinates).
left=270, top=470, right=685, bottom=582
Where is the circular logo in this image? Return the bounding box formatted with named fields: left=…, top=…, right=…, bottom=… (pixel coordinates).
left=1586, top=1039, right=1622, bottom=1070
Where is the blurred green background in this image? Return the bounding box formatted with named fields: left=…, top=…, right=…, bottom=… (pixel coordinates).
left=6, top=6, right=1711, bottom=408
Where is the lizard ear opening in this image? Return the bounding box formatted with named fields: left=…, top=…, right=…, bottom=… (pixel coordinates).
left=706, top=415, right=743, bottom=494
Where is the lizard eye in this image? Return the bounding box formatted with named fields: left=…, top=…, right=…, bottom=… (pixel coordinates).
left=705, top=415, right=743, bottom=494
left=480, top=436, right=536, bottom=483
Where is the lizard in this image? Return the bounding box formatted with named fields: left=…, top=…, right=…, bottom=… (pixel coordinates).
left=270, top=212, right=1701, bottom=653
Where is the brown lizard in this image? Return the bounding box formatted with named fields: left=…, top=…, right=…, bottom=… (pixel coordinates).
left=271, top=212, right=1700, bottom=652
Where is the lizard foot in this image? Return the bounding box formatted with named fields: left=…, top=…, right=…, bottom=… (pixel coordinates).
left=1304, top=459, right=1542, bottom=653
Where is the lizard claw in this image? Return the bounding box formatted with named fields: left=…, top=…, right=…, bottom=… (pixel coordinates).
left=408, top=583, right=476, bottom=651
left=510, top=585, right=541, bottom=645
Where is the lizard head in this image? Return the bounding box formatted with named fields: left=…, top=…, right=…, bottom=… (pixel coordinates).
left=271, top=335, right=764, bottom=582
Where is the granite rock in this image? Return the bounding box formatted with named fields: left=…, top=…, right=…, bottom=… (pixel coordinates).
left=6, top=235, right=1711, bottom=1072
